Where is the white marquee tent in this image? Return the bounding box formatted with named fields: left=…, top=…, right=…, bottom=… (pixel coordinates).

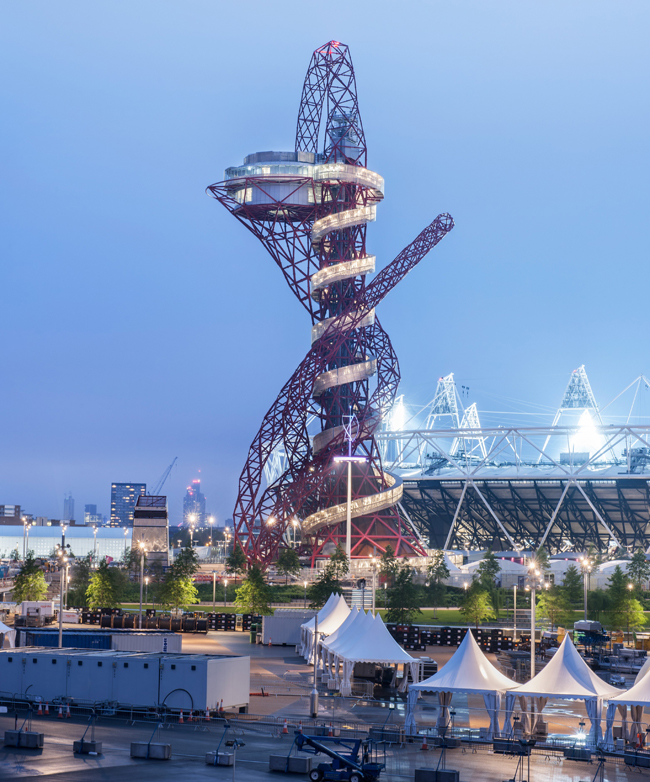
left=509, top=634, right=622, bottom=745
left=317, top=607, right=360, bottom=671
left=604, top=668, right=650, bottom=749
left=321, top=613, right=417, bottom=696
left=406, top=629, right=518, bottom=738
left=300, top=594, right=350, bottom=662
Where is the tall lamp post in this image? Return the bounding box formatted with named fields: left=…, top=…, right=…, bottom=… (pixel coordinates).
left=513, top=584, right=517, bottom=642
left=123, top=528, right=128, bottom=560
left=579, top=556, right=592, bottom=621
left=208, top=516, right=214, bottom=547
left=369, top=556, right=377, bottom=616
left=333, top=414, right=367, bottom=560
left=212, top=571, right=217, bottom=612
left=223, top=578, right=228, bottom=607
left=304, top=580, right=308, bottom=609
left=525, top=561, right=542, bottom=678
left=92, top=526, right=98, bottom=568
left=189, top=515, right=197, bottom=548
left=58, top=555, right=68, bottom=648
left=138, top=541, right=147, bottom=630
left=145, top=576, right=150, bottom=608
left=627, top=582, right=634, bottom=646
left=23, top=518, right=36, bottom=561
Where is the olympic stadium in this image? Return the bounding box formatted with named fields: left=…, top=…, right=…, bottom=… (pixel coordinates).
left=376, top=367, right=650, bottom=555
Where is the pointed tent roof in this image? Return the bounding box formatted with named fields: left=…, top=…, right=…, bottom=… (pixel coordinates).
left=512, top=634, right=622, bottom=700
left=410, top=629, right=518, bottom=694
left=314, top=595, right=350, bottom=635
left=301, top=593, right=340, bottom=633
left=609, top=666, right=650, bottom=708
left=322, top=610, right=375, bottom=658
left=320, top=607, right=360, bottom=647
left=327, top=614, right=416, bottom=665
left=634, top=657, right=650, bottom=685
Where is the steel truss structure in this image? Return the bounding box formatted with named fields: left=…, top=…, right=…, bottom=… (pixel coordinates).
left=377, top=423, right=650, bottom=553
left=207, top=41, right=454, bottom=564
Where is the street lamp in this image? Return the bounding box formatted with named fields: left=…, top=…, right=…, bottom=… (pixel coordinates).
left=64, top=561, right=70, bottom=609
left=212, top=570, right=217, bottom=612
left=123, top=528, right=128, bottom=559
left=578, top=556, right=592, bottom=621
left=208, top=516, right=215, bottom=546
left=513, top=584, right=517, bottom=642
left=145, top=576, right=150, bottom=608
left=369, top=556, right=377, bottom=616
left=138, top=541, right=147, bottom=630
left=92, top=526, right=98, bottom=568
left=333, top=414, right=367, bottom=560
left=22, top=518, right=35, bottom=561
left=627, top=582, right=634, bottom=646
left=189, top=514, right=197, bottom=548
left=224, top=578, right=228, bottom=607
left=304, top=580, right=308, bottom=609
left=58, top=555, right=68, bottom=648
left=526, top=560, right=542, bottom=678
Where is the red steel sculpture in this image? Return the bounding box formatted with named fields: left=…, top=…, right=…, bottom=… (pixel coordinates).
left=207, top=41, right=454, bottom=565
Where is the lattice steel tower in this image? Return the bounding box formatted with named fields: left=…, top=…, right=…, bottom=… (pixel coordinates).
left=207, top=41, right=454, bottom=564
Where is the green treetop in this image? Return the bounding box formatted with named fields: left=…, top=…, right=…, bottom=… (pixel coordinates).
left=12, top=552, right=48, bottom=603
left=173, top=546, right=200, bottom=578
left=379, top=544, right=399, bottom=584
left=226, top=545, right=247, bottom=578
left=328, top=545, right=349, bottom=579
left=460, top=581, right=495, bottom=629
left=536, top=585, right=572, bottom=631
left=476, top=551, right=501, bottom=590
left=86, top=560, right=120, bottom=609
left=607, top=565, right=629, bottom=604
left=626, top=549, right=650, bottom=591
left=235, top=565, right=274, bottom=615
left=535, top=547, right=551, bottom=576
left=385, top=560, right=422, bottom=626
left=276, top=548, right=301, bottom=585
left=562, top=564, right=583, bottom=607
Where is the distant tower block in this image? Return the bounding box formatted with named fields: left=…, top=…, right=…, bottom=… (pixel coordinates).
left=133, top=496, right=169, bottom=566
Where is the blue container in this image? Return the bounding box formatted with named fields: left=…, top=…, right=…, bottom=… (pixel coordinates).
left=26, top=630, right=112, bottom=650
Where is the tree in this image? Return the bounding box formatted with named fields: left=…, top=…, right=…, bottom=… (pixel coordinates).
left=627, top=550, right=650, bottom=591
left=9, top=548, right=20, bottom=562
left=379, top=545, right=399, bottom=584
left=427, top=551, right=450, bottom=620
left=173, top=547, right=200, bottom=578
left=460, top=582, right=495, bottom=629
left=607, top=565, right=628, bottom=604
left=308, top=570, right=343, bottom=609
left=536, top=585, right=572, bottom=631
left=328, top=545, right=349, bottom=579
left=235, top=565, right=273, bottom=615
left=614, top=596, right=647, bottom=639
left=385, top=561, right=422, bottom=625
left=562, top=565, right=583, bottom=607
left=122, top=546, right=140, bottom=575
left=86, top=560, right=120, bottom=609
left=159, top=548, right=199, bottom=612
left=226, top=546, right=247, bottom=583
left=476, top=551, right=501, bottom=589
left=276, top=548, right=301, bottom=585
left=12, top=552, right=48, bottom=603
left=68, top=554, right=93, bottom=607
left=535, top=547, right=551, bottom=576
left=159, top=574, right=198, bottom=613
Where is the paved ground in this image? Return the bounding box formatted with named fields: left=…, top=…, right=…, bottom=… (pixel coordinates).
left=0, top=713, right=646, bottom=781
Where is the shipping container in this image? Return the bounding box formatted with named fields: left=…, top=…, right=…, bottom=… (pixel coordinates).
left=0, top=647, right=250, bottom=712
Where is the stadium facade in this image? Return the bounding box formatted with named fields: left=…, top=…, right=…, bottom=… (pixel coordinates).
left=377, top=367, right=650, bottom=555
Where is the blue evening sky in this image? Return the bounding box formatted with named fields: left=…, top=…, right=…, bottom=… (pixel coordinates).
left=2, top=1, right=648, bottom=524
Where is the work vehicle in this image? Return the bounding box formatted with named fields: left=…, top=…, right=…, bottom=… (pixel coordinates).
left=295, top=733, right=385, bottom=782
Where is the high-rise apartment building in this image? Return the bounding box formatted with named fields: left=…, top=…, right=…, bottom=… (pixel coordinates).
left=183, top=479, right=206, bottom=526
left=63, top=493, right=75, bottom=522
left=110, top=483, right=146, bottom=527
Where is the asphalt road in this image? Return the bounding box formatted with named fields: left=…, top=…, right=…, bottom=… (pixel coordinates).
left=0, top=711, right=646, bottom=782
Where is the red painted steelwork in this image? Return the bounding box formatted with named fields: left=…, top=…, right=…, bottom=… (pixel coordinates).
left=207, top=42, right=454, bottom=565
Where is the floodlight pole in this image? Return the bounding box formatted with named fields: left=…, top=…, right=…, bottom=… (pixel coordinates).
left=333, top=415, right=367, bottom=561
left=212, top=570, right=216, bottom=612
left=530, top=582, right=536, bottom=678
left=310, top=614, right=319, bottom=718
left=513, top=584, right=517, bottom=642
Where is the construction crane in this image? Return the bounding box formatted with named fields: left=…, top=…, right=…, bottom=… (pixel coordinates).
left=149, top=457, right=177, bottom=496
